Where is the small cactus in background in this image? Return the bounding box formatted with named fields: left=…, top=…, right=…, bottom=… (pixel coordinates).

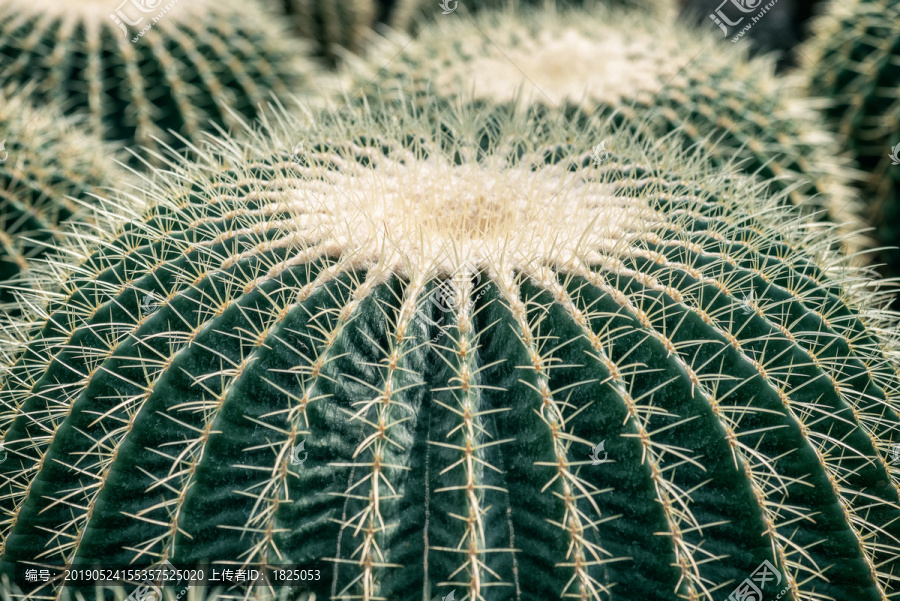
left=0, top=87, right=126, bottom=306
left=273, top=0, right=377, bottom=65
left=0, top=100, right=898, bottom=601
left=801, top=0, right=900, bottom=305
left=342, top=4, right=865, bottom=255
left=0, top=0, right=318, bottom=158
left=268, top=0, right=672, bottom=66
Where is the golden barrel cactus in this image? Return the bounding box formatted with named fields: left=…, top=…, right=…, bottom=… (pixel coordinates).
left=0, top=100, right=897, bottom=601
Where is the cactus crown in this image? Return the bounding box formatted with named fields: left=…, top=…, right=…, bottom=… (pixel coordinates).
left=1, top=99, right=900, bottom=601
left=273, top=141, right=658, bottom=278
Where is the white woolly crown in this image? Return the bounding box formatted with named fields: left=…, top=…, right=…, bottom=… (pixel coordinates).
left=257, top=145, right=662, bottom=283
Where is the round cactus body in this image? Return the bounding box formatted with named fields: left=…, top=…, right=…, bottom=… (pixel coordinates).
left=0, top=0, right=317, bottom=157
left=0, top=103, right=898, bottom=601
left=801, top=0, right=900, bottom=304
left=0, top=88, right=124, bottom=306
left=342, top=4, right=864, bottom=254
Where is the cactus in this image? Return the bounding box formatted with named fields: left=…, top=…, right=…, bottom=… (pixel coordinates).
left=383, top=0, right=675, bottom=28
left=0, top=99, right=898, bottom=601
left=341, top=3, right=865, bottom=254
left=801, top=0, right=900, bottom=304
left=676, top=0, right=828, bottom=70
left=0, top=580, right=316, bottom=601
left=0, top=87, right=125, bottom=306
left=270, top=0, right=670, bottom=65
left=273, top=0, right=377, bottom=65
left=0, top=0, right=317, bottom=157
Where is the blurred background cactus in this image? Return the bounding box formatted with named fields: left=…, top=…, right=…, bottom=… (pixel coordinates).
left=801, top=0, right=900, bottom=307
left=342, top=5, right=866, bottom=255
left=0, top=0, right=317, bottom=159
left=0, top=87, right=125, bottom=306
left=0, top=103, right=898, bottom=601
left=268, top=0, right=674, bottom=67
left=272, top=0, right=377, bottom=65
left=676, top=0, right=828, bottom=70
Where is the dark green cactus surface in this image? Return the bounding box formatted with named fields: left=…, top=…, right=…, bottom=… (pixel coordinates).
left=0, top=0, right=315, bottom=157
left=272, top=0, right=376, bottom=65
left=0, top=103, right=898, bottom=601
left=268, top=0, right=668, bottom=67
left=802, top=0, right=900, bottom=303
left=378, top=0, right=673, bottom=27
left=343, top=4, right=865, bottom=254
left=0, top=88, right=122, bottom=306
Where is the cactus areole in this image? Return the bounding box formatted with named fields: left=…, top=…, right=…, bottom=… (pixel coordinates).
left=0, top=109, right=898, bottom=601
